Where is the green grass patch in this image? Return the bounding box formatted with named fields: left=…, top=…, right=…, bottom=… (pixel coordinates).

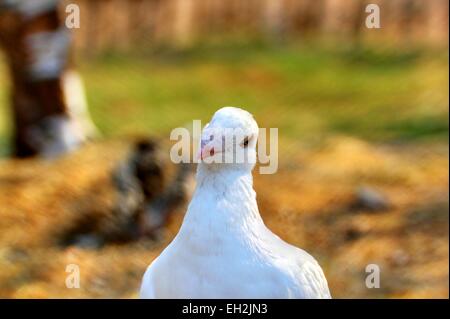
left=0, top=42, right=448, bottom=155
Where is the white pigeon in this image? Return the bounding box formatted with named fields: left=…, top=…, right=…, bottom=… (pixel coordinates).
left=140, top=107, right=331, bottom=299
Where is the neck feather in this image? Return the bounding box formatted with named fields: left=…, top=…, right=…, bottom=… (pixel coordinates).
left=179, top=164, right=264, bottom=237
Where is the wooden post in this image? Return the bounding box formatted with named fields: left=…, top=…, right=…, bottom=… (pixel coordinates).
left=0, top=1, right=96, bottom=157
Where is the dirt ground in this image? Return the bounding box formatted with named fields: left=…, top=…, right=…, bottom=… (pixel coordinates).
left=0, top=136, right=448, bottom=298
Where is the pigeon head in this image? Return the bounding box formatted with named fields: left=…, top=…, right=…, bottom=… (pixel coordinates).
left=198, top=107, right=258, bottom=170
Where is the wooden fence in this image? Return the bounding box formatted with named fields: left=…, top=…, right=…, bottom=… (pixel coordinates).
left=64, top=0, right=449, bottom=53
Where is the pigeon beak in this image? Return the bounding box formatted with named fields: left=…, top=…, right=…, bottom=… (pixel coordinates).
left=197, top=139, right=220, bottom=161
left=198, top=144, right=215, bottom=161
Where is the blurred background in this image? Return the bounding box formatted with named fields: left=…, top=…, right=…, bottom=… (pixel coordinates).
left=0, top=0, right=448, bottom=298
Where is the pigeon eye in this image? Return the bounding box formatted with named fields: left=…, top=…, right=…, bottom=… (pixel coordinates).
left=242, top=136, right=250, bottom=148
